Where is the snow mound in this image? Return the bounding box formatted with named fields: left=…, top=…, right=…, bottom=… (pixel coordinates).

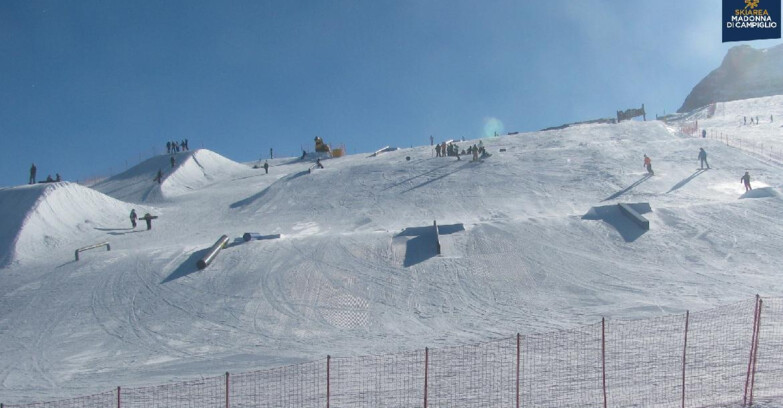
left=740, top=187, right=779, bottom=199
left=0, top=182, right=138, bottom=266
left=94, top=149, right=250, bottom=203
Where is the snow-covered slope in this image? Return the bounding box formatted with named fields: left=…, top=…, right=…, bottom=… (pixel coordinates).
left=2, top=97, right=783, bottom=403
left=93, top=149, right=251, bottom=203
left=0, top=182, right=144, bottom=267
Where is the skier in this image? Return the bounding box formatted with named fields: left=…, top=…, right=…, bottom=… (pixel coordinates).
left=263, top=160, right=269, bottom=174
left=130, top=209, right=138, bottom=228
left=701, top=129, right=706, bottom=138
left=643, top=155, right=654, bottom=175
left=170, top=156, right=176, bottom=168
left=430, top=135, right=433, bottom=146
left=141, top=213, right=156, bottom=230
left=154, top=169, right=163, bottom=184
left=435, top=143, right=441, bottom=157
left=29, top=163, right=37, bottom=184
left=316, top=159, right=324, bottom=169
left=741, top=171, right=752, bottom=192
left=55, top=173, right=61, bottom=182
left=698, top=148, right=710, bottom=169
left=166, top=141, right=171, bottom=154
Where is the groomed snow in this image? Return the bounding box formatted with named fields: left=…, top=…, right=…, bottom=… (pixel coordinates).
left=1, top=96, right=783, bottom=404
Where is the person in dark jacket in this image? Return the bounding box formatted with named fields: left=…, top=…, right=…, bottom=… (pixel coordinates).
left=263, top=161, right=269, bottom=174
left=29, top=163, right=37, bottom=184
left=741, top=171, right=752, bottom=192
left=698, top=148, right=709, bottom=169
left=130, top=209, right=138, bottom=228
left=141, top=213, right=157, bottom=230
left=154, top=169, right=163, bottom=184
left=170, top=156, right=176, bottom=168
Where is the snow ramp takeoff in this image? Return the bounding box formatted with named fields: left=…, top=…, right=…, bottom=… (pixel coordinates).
left=94, top=149, right=250, bottom=203
left=0, top=182, right=136, bottom=266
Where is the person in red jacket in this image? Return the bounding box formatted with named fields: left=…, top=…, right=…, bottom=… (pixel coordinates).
left=643, top=155, right=654, bottom=175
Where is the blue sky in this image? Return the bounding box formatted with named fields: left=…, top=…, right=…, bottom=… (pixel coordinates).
left=0, top=0, right=780, bottom=187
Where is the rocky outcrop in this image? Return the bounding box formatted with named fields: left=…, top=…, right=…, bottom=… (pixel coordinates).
left=678, top=44, right=783, bottom=113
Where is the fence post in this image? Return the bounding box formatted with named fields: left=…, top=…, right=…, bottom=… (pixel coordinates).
left=117, top=386, right=121, bottom=408
left=327, top=355, right=331, bottom=408
left=744, top=295, right=760, bottom=405
left=682, top=310, right=689, bottom=408
left=225, top=372, right=230, bottom=408
left=424, top=347, right=429, bottom=408
left=602, top=317, right=607, bottom=408
left=749, top=299, right=763, bottom=406
left=516, top=333, right=520, bottom=408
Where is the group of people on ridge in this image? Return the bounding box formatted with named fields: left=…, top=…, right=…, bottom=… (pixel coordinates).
left=166, top=140, right=189, bottom=154
left=435, top=140, right=488, bottom=162
left=28, top=163, right=61, bottom=184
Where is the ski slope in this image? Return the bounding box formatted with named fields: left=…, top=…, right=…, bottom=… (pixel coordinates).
left=2, top=96, right=783, bottom=403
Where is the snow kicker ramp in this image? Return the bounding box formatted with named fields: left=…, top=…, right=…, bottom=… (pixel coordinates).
left=0, top=182, right=136, bottom=267
left=94, top=149, right=250, bottom=203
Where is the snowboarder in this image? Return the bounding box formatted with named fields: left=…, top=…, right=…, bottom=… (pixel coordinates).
left=263, top=161, right=269, bottom=174
left=154, top=169, right=163, bottom=184
left=130, top=209, right=138, bottom=228
left=643, top=155, right=654, bottom=175
left=141, top=213, right=157, bottom=230
left=698, top=148, right=709, bottom=169
left=29, top=163, right=36, bottom=184
left=170, top=156, right=176, bottom=168
left=741, top=171, right=752, bottom=192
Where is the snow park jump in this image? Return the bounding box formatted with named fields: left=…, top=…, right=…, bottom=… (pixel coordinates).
left=196, top=235, right=229, bottom=270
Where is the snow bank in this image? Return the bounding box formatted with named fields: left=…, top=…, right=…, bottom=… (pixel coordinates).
left=94, top=149, right=251, bottom=203
left=0, top=182, right=138, bottom=266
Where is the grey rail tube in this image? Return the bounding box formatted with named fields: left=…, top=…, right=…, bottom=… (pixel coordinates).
left=197, top=235, right=229, bottom=270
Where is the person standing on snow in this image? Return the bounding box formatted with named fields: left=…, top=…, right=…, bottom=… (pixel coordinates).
left=263, top=161, right=269, bottom=174
left=29, top=163, right=37, bottom=184
left=154, top=169, right=163, bottom=184
left=141, top=213, right=157, bottom=230
left=643, top=155, right=654, bottom=175
left=698, top=148, right=710, bottom=169
left=741, top=171, right=752, bottom=191
left=130, top=209, right=138, bottom=228
left=435, top=143, right=441, bottom=157
left=170, top=156, right=176, bottom=168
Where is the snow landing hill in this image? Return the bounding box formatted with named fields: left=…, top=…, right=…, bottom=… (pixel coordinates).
left=1, top=96, right=783, bottom=403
